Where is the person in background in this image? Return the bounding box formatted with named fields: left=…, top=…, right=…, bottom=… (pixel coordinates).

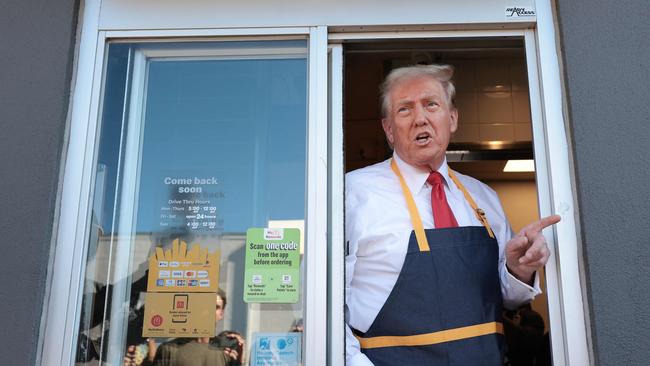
left=345, top=64, right=561, bottom=365
left=124, top=288, right=244, bottom=366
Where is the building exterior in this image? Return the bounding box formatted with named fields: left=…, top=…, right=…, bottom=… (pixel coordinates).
left=1, top=0, right=648, bottom=365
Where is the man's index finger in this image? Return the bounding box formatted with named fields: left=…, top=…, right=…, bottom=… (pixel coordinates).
left=525, top=214, right=561, bottom=236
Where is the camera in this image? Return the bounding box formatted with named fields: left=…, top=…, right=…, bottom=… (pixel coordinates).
left=211, top=332, right=240, bottom=349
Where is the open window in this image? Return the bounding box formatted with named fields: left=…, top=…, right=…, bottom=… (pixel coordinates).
left=333, top=33, right=567, bottom=365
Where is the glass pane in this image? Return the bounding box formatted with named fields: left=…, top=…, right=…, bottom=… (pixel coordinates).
left=75, top=40, right=308, bottom=366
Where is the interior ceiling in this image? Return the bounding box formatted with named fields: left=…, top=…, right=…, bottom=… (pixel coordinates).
left=448, top=161, right=535, bottom=181
left=446, top=141, right=535, bottom=181
left=344, top=37, right=535, bottom=182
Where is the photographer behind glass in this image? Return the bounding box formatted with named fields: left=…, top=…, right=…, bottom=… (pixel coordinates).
left=124, top=288, right=245, bottom=366
left=344, top=64, right=560, bottom=365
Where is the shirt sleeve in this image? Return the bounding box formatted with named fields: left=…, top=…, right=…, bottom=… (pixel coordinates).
left=493, top=193, right=542, bottom=310
left=344, top=177, right=374, bottom=366
left=345, top=232, right=369, bottom=364
left=501, top=261, right=542, bottom=309
left=345, top=325, right=375, bottom=366
left=345, top=238, right=374, bottom=366
left=497, top=213, right=542, bottom=309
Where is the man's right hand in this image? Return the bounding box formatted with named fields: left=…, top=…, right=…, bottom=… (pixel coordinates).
left=505, top=215, right=561, bottom=284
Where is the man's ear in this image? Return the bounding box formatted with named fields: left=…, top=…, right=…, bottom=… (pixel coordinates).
left=382, top=118, right=394, bottom=145
left=449, top=108, right=458, bottom=134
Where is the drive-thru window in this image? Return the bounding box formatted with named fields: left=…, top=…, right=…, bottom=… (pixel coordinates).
left=41, top=1, right=588, bottom=365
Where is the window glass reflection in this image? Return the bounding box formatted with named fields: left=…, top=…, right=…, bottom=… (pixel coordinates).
left=75, top=40, right=308, bottom=366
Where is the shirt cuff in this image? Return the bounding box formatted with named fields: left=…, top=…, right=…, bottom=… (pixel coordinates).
left=503, top=269, right=542, bottom=309
left=347, top=351, right=375, bottom=366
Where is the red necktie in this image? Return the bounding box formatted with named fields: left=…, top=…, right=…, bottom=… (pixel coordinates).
left=427, top=171, right=459, bottom=228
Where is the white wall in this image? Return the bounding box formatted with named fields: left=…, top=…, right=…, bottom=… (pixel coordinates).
left=99, top=0, right=536, bottom=30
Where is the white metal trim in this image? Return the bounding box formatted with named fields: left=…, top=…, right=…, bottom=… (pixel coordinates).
left=104, top=47, right=148, bottom=365
left=327, top=44, right=345, bottom=366
left=140, top=47, right=307, bottom=59
left=107, top=36, right=308, bottom=45
left=533, top=1, right=592, bottom=364
left=148, top=54, right=307, bottom=63
left=39, top=1, right=104, bottom=365
left=103, top=27, right=310, bottom=38
left=524, top=29, right=567, bottom=366
left=328, top=29, right=525, bottom=41
left=304, top=25, right=329, bottom=366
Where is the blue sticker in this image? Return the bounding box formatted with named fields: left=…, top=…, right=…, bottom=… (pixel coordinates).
left=251, top=332, right=301, bottom=365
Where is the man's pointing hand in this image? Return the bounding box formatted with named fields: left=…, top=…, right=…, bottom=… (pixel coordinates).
left=505, top=215, right=561, bottom=285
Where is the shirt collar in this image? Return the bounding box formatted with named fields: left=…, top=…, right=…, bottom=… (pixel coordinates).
left=392, top=152, right=453, bottom=194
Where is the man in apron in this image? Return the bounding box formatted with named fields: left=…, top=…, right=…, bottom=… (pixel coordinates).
left=345, top=64, right=560, bottom=365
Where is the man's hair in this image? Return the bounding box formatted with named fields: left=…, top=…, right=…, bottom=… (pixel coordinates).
left=217, top=288, right=227, bottom=310
left=380, top=64, right=456, bottom=118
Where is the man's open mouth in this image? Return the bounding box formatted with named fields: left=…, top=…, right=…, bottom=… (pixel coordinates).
left=415, top=132, right=431, bottom=144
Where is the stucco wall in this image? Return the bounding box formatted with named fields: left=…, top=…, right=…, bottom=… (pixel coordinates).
left=555, top=0, right=650, bottom=364
left=0, top=0, right=79, bottom=364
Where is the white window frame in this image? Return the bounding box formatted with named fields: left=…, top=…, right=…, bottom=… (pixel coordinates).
left=38, top=1, right=330, bottom=363
left=40, top=0, right=589, bottom=365
left=106, top=42, right=313, bottom=364
left=327, top=43, right=345, bottom=366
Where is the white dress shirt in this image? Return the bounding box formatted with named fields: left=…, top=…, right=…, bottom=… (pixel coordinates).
left=345, top=153, right=541, bottom=366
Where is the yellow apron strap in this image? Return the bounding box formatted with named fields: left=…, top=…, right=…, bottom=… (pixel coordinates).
left=390, top=159, right=495, bottom=246
left=355, top=321, right=504, bottom=349
left=448, top=170, right=495, bottom=239
left=390, top=159, right=430, bottom=252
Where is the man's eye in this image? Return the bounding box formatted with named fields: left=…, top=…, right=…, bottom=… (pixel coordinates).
left=397, top=107, right=409, bottom=114
left=427, top=101, right=439, bottom=108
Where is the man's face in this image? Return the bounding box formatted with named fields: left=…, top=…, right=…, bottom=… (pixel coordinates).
left=215, top=296, right=225, bottom=322
left=382, top=76, right=458, bottom=171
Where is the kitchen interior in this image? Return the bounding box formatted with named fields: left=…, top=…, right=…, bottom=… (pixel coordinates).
left=343, top=37, right=551, bottom=362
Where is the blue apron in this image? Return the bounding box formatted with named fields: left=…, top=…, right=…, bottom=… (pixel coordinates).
left=354, top=159, right=505, bottom=365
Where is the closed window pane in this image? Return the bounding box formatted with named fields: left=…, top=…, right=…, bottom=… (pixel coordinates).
left=75, top=40, right=308, bottom=366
